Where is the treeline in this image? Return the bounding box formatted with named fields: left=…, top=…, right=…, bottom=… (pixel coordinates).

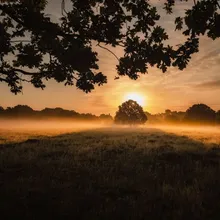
left=0, top=105, right=113, bottom=122
left=0, top=103, right=219, bottom=125
left=146, top=104, right=220, bottom=125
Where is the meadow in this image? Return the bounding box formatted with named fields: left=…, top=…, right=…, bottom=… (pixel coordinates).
left=1, top=120, right=220, bottom=219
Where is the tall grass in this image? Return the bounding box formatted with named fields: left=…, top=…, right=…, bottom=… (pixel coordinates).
left=1, top=127, right=220, bottom=219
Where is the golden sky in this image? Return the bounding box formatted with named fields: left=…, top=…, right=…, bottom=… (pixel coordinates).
left=1, top=0, right=220, bottom=115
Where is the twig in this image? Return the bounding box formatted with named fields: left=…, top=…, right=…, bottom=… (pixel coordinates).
left=49, top=54, right=52, bottom=64
left=12, top=68, right=46, bottom=76
left=20, top=78, right=31, bottom=83
left=0, top=53, right=3, bottom=67
left=97, top=43, right=120, bottom=61
left=217, top=0, right=220, bottom=9
left=61, top=0, right=68, bottom=15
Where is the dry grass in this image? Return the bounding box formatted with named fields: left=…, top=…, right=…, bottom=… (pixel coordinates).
left=1, top=124, right=220, bottom=219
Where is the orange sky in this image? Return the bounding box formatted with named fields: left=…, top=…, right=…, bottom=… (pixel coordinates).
left=1, top=0, right=220, bottom=115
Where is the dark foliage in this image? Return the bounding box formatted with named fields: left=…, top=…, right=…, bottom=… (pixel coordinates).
left=99, top=113, right=113, bottom=121
left=1, top=0, right=220, bottom=93
left=216, top=110, right=220, bottom=124
left=6, top=105, right=34, bottom=116
left=115, top=100, right=147, bottom=125
left=164, top=110, right=185, bottom=124
left=0, top=103, right=219, bottom=125
left=184, top=104, right=216, bottom=124
left=146, top=104, right=220, bottom=125
left=165, top=109, right=172, bottom=115
left=0, top=104, right=113, bottom=121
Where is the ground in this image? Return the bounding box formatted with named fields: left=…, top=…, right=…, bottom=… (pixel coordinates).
left=1, top=121, right=220, bottom=219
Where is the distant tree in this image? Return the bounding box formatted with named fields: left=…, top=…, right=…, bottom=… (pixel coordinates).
left=184, top=104, right=216, bottom=124
left=216, top=110, right=220, bottom=124
left=115, top=100, right=147, bottom=125
left=144, top=111, right=161, bottom=124
left=0, top=104, right=116, bottom=120
left=99, top=114, right=113, bottom=122
left=0, top=106, right=4, bottom=117
left=165, top=109, right=172, bottom=115
left=41, top=107, right=79, bottom=118
left=2, top=105, right=34, bottom=118
left=164, top=110, right=186, bottom=124
left=145, top=111, right=152, bottom=117
left=1, top=0, right=220, bottom=94
left=6, top=105, right=33, bottom=114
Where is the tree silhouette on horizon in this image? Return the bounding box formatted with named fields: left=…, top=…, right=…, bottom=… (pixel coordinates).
left=216, top=110, right=220, bottom=124
left=1, top=0, right=220, bottom=94
left=184, top=104, right=216, bottom=124
left=115, top=100, right=147, bottom=125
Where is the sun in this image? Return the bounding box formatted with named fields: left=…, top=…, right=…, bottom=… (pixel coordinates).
left=124, top=92, right=145, bottom=106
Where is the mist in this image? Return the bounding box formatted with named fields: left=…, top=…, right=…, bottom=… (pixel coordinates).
left=0, top=119, right=109, bottom=132
left=0, top=118, right=219, bottom=144
left=1, top=118, right=220, bottom=132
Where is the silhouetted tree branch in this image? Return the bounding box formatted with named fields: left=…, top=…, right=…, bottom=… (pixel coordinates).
left=1, top=0, right=220, bottom=94
left=0, top=77, right=7, bottom=83
left=61, top=0, right=68, bottom=15
left=97, top=43, right=120, bottom=61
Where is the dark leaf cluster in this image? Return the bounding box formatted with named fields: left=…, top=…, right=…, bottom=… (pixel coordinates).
left=0, top=0, right=219, bottom=93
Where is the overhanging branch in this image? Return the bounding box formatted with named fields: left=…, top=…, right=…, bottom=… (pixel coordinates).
left=217, top=0, right=220, bottom=9
left=61, top=0, right=68, bottom=15
left=20, top=78, right=32, bottom=83
left=97, top=43, right=120, bottom=61
left=12, top=68, right=48, bottom=76
left=0, top=77, right=7, bottom=82
left=0, top=5, right=25, bottom=27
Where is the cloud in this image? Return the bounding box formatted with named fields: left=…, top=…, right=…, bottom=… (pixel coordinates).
left=194, top=80, right=220, bottom=90
left=193, top=48, right=220, bottom=66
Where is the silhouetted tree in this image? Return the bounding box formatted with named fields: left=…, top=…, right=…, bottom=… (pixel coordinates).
left=115, top=100, right=147, bottom=125
left=1, top=0, right=220, bottom=94
left=165, top=114, right=179, bottom=123
left=216, top=110, right=220, bottom=124
left=164, top=110, right=186, bottom=124
left=99, top=114, right=113, bottom=122
left=41, top=107, right=79, bottom=118
left=6, top=105, right=34, bottom=116
left=0, top=106, right=4, bottom=117
left=184, top=104, right=216, bottom=124
left=80, top=113, right=98, bottom=120
left=165, top=109, right=172, bottom=115
left=144, top=111, right=162, bottom=124
left=0, top=105, right=34, bottom=118
left=0, top=104, right=114, bottom=121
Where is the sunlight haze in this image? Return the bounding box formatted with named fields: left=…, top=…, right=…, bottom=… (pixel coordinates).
left=0, top=0, right=220, bottom=115
left=1, top=1, right=220, bottom=218
left=124, top=92, right=146, bottom=107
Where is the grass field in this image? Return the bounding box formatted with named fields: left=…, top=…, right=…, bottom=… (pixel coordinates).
left=1, top=121, right=220, bottom=219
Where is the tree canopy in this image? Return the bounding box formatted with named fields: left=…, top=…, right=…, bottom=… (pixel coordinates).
left=216, top=110, right=220, bottom=123
left=184, top=103, right=216, bottom=124
left=1, top=0, right=220, bottom=94
left=0, top=104, right=113, bottom=121
left=115, top=99, right=147, bottom=125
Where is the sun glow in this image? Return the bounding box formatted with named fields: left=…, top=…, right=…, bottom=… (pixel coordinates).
left=124, top=92, right=146, bottom=106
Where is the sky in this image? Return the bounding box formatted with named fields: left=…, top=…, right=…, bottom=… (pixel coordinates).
left=1, top=0, right=220, bottom=115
